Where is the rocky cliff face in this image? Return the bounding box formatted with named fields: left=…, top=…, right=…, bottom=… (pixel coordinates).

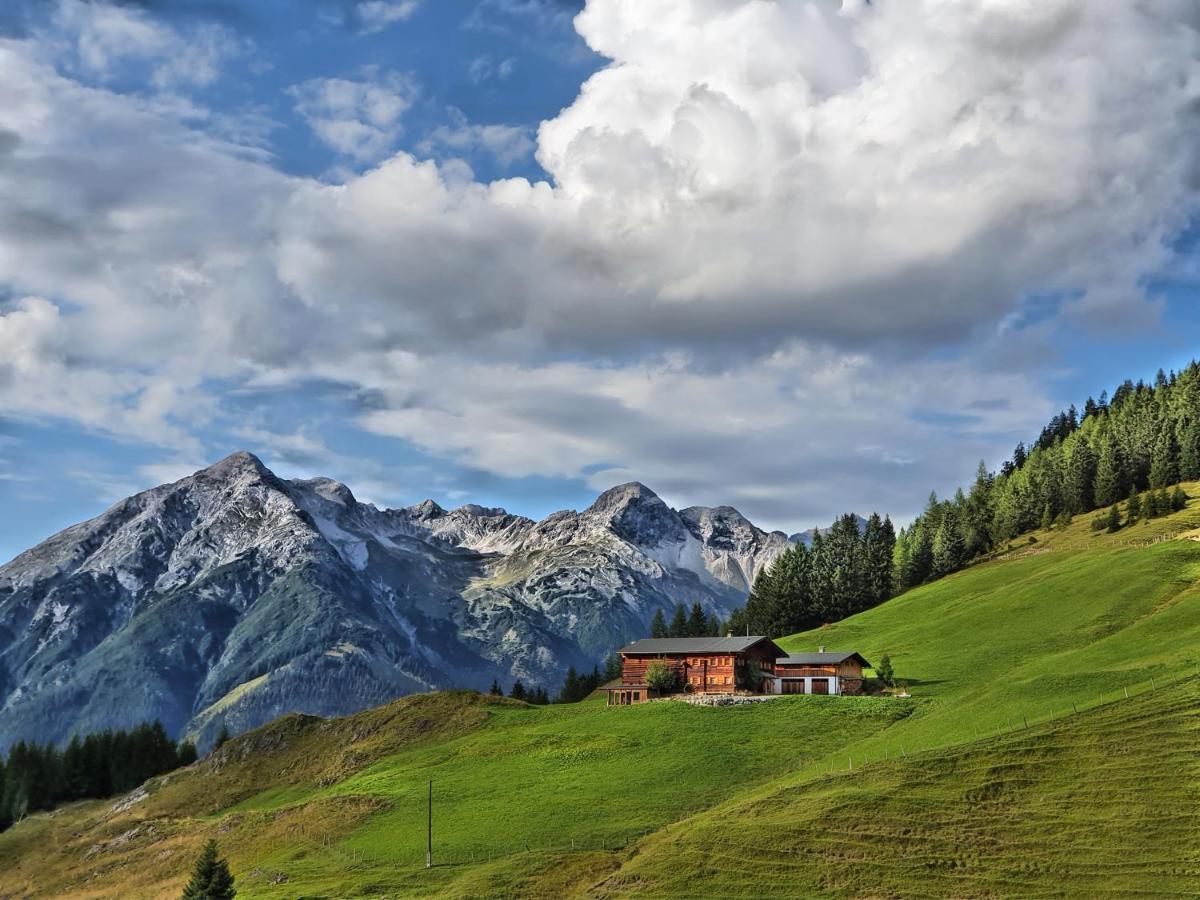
left=0, top=453, right=789, bottom=750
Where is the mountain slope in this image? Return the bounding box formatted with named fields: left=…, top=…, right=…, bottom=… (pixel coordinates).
left=2, top=486, right=1199, bottom=897
left=0, top=454, right=789, bottom=750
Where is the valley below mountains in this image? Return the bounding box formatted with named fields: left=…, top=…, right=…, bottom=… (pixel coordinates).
left=0, top=452, right=790, bottom=751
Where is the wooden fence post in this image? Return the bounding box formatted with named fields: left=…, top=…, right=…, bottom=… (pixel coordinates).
left=426, top=779, right=433, bottom=869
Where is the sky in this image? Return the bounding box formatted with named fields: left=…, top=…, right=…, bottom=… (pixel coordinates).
left=0, top=0, right=1198, bottom=564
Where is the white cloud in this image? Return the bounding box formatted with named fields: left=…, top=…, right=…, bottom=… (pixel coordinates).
left=0, top=0, right=1198, bottom=526
left=289, top=69, right=419, bottom=162
left=49, top=0, right=241, bottom=89
left=420, top=108, right=535, bottom=167
left=357, top=1, right=421, bottom=34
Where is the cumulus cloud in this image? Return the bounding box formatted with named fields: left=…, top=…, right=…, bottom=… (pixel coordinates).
left=289, top=69, right=419, bottom=162
left=0, top=0, right=1198, bottom=526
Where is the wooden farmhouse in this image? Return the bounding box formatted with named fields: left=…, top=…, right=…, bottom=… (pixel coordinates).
left=769, top=648, right=870, bottom=696
left=606, top=636, right=785, bottom=705
left=607, top=637, right=870, bottom=705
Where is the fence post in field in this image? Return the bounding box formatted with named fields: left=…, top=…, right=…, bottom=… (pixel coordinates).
left=426, top=779, right=433, bottom=869
left=1124, top=686, right=1129, bottom=699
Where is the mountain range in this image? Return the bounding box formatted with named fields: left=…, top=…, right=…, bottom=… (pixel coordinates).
left=0, top=452, right=797, bottom=750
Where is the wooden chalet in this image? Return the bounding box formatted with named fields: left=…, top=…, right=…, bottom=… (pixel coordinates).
left=769, top=648, right=870, bottom=696
left=606, top=635, right=786, bottom=705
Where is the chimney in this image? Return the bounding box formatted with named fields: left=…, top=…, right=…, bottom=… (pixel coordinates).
left=818, top=645, right=825, bottom=653
left=726, top=631, right=733, bottom=639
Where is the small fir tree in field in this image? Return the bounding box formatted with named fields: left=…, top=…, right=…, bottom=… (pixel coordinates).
left=556, top=666, right=581, bottom=703
left=489, top=679, right=503, bottom=696
left=1171, top=485, right=1188, bottom=511
left=876, top=654, right=894, bottom=688
left=181, top=839, right=236, bottom=900
left=1126, top=487, right=1141, bottom=525
left=509, top=680, right=526, bottom=701
left=644, top=661, right=677, bottom=695
left=1105, top=504, right=1122, bottom=533
left=1090, top=514, right=1106, bottom=532
left=650, top=609, right=667, bottom=638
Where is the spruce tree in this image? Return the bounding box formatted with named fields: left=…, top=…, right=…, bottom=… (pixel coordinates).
left=1105, top=504, right=1122, bottom=533
left=1126, top=487, right=1141, bottom=525
left=876, top=654, right=894, bottom=688
left=931, top=509, right=966, bottom=579
left=649, top=609, right=668, bottom=639
left=509, top=680, right=527, bottom=701
left=177, top=741, right=198, bottom=767
left=687, top=603, right=708, bottom=638
left=1040, top=505, right=1053, bottom=530
left=1180, top=420, right=1200, bottom=481
left=1171, top=485, right=1188, bottom=511
left=1093, top=434, right=1129, bottom=507
left=1063, top=441, right=1096, bottom=514
left=181, top=839, right=236, bottom=900
left=668, top=604, right=687, bottom=638
left=1149, top=426, right=1180, bottom=488
left=489, top=679, right=503, bottom=696
left=705, top=613, right=721, bottom=637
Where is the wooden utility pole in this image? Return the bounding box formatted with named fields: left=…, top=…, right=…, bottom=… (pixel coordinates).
left=426, top=779, right=433, bottom=869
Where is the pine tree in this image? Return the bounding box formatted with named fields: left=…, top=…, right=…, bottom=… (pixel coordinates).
left=1149, top=426, right=1180, bottom=488
left=1105, top=504, right=1122, bottom=532
left=931, top=508, right=966, bottom=578
left=705, top=613, right=721, bottom=637
left=876, top=654, right=894, bottom=687
left=556, top=667, right=580, bottom=703
left=1063, top=441, right=1096, bottom=514
left=1040, top=504, right=1053, bottom=530
left=687, top=603, right=708, bottom=638
left=668, top=604, right=687, bottom=638
left=863, top=513, right=896, bottom=606
left=1180, top=420, right=1200, bottom=481
left=181, top=839, right=236, bottom=900
left=604, top=653, right=622, bottom=682
left=649, top=609, right=668, bottom=639
left=1171, top=485, right=1188, bottom=511
left=1126, top=487, right=1141, bottom=525
left=509, top=680, right=527, bottom=701
left=1093, top=434, right=1129, bottom=507
left=489, top=679, right=503, bottom=696
left=176, top=741, right=198, bottom=767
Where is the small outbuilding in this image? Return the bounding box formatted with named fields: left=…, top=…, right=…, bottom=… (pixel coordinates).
left=770, top=648, right=870, bottom=696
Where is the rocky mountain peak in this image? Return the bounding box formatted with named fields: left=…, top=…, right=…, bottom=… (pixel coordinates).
left=292, top=476, right=356, bottom=507
left=409, top=498, right=446, bottom=520
left=584, top=481, right=684, bottom=548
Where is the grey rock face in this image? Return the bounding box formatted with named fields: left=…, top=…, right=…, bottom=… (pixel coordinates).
left=0, top=453, right=788, bottom=750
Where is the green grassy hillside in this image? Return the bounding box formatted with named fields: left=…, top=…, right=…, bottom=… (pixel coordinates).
left=595, top=675, right=1200, bottom=898
left=2, top=490, right=1199, bottom=898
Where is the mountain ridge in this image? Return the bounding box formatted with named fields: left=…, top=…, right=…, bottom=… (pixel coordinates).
left=0, top=452, right=791, bottom=751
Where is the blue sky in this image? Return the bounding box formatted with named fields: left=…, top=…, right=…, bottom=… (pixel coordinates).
left=0, top=0, right=1197, bottom=563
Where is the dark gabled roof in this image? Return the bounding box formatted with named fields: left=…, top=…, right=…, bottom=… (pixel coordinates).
left=620, top=636, right=784, bottom=656
left=776, top=651, right=871, bottom=667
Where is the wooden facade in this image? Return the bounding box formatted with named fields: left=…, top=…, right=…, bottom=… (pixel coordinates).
left=607, top=636, right=785, bottom=704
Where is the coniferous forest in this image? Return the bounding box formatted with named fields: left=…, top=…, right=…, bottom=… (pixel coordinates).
left=729, top=363, right=1200, bottom=638
left=895, top=364, right=1198, bottom=589
left=728, top=513, right=897, bottom=638
left=0, top=722, right=196, bottom=831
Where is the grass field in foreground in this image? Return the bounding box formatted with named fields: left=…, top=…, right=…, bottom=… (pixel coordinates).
left=1, top=491, right=1199, bottom=897
left=595, top=675, right=1200, bottom=898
